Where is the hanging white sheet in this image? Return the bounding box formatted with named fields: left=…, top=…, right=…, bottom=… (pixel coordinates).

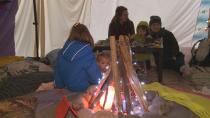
left=15, top=0, right=35, bottom=56
left=14, top=0, right=201, bottom=56
left=90, top=0, right=201, bottom=47
left=44, top=0, right=92, bottom=55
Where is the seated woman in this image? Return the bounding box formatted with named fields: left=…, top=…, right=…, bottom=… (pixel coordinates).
left=108, top=6, right=135, bottom=40
left=54, top=23, right=102, bottom=94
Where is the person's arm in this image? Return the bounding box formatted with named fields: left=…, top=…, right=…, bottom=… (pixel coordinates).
left=129, top=21, right=135, bottom=42
left=108, top=22, right=116, bottom=37
left=86, top=60, right=102, bottom=85
left=54, top=74, right=65, bottom=89
left=82, top=46, right=102, bottom=85
left=86, top=63, right=101, bottom=95
left=130, top=21, right=135, bottom=36
left=167, top=31, right=179, bottom=57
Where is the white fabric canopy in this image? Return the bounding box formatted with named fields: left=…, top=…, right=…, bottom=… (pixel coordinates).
left=44, top=0, right=92, bottom=54
left=14, top=0, right=201, bottom=56
left=90, top=0, right=201, bottom=47
left=15, top=0, right=35, bottom=56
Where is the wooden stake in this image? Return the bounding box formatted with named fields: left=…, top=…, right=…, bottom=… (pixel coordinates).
left=118, top=35, right=132, bottom=113
left=110, top=36, right=122, bottom=112
left=208, top=8, right=210, bottom=39
left=119, top=36, right=148, bottom=112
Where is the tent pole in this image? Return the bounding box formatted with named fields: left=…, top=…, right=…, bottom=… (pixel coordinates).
left=33, top=0, right=39, bottom=60
left=208, top=8, right=210, bottom=39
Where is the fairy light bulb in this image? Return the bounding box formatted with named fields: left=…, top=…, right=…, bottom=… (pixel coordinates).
left=94, top=92, right=97, bottom=96
left=132, top=102, right=134, bottom=105
left=130, top=111, right=134, bottom=115
left=143, top=95, right=147, bottom=100
left=105, top=65, right=110, bottom=70
left=98, top=78, right=101, bottom=84
left=102, top=73, right=105, bottom=79
left=141, top=82, right=145, bottom=85
left=135, top=97, right=138, bottom=101
left=131, top=81, right=134, bottom=85
left=93, top=103, right=96, bottom=107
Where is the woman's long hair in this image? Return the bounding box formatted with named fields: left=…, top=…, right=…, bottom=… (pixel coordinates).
left=68, top=23, right=94, bottom=47
left=111, top=6, right=127, bottom=23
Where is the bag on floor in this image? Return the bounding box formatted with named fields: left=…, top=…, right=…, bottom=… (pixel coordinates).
left=189, top=38, right=210, bottom=67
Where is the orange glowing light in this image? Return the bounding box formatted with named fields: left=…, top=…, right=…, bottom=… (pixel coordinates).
left=100, top=86, right=115, bottom=110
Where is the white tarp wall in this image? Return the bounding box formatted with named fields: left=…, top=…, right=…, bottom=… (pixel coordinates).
left=90, top=0, right=201, bottom=47
left=15, top=0, right=35, bottom=56
left=44, top=0, right=92, bottom=55
left=14, top=0, right=201, bottom=56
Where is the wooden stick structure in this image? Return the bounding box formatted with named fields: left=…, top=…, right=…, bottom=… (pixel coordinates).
left=110, top=36, right=122, bottom=112
left=88, top=72, right=111, bottom=108
left=118, top=35, right=148, bottom=112
left=90, top=35, right=148, bottom=113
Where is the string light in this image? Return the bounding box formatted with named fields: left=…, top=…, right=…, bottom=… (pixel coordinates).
left=98, top=78, right=101, bottom=84
left=135, top=97, right=138, bottom=101
left=116, top=61, right=119, bottom=64
left=94, top=92, right=97, bottom=96
left=102, top=73, right=105, bottom=79
left=141, top=82, right=145, bottom=85
left=105, top=65, right=110, bottom=70
left=132, top=102, right=134, bottom=105
left=133, top=62, right=137, bottom=65
left=143, top=95, right=147, bottom=100
left=93, top=103, right=96, bottom=107
left=130, top=111, right=134, bottom=115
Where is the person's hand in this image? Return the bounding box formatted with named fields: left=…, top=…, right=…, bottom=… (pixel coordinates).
left=87, top=85, right=98, bottom=95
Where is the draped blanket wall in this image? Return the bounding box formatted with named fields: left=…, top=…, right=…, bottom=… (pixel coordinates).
left=0, top=0, right=18, bottom=56
left=0, top=0, right=202, bottom=57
